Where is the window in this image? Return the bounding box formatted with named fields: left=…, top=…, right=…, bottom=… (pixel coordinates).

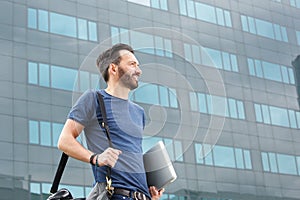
left=179, top=0, right=232, bottom=27
left=27, top=8, right=97, bottom=41
left=296, top=31, right=300, bottom=45
left=195, top=143, right=252, bottom=170
left=247, top=58, right=295, bottom=84
left=241, top=15, right=288, bottom=42
left=254, top=103, right=300, bottom=129
left=131, top=82, right=178, bottom=108
left=262, top=152, right=299, bottom=176
left=28, top=61, right=100, bottom=92
left=111, top=26, right=173, bottom=58
left=184, top=43, right=239, bottom=72
left=128, top=0, right=168, bottom=10
left=290, top=0, right=300, bottom=8
left=190, top=92, right=245, bottom=120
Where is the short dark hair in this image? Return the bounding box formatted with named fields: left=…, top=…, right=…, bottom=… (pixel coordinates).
left=96, top=43, right=134, bottom=82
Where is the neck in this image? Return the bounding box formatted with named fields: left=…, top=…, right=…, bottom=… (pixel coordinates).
left=105, top=85, right=130, bottom=100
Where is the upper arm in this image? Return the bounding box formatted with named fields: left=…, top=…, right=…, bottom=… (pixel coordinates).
left=61, top=119, right=84, bottom=138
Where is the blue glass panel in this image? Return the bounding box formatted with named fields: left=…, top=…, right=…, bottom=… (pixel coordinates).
left=288, top=68, right=295, bottom=84
left=154, top=37, right=164, bottom=56
left=274, top=24, right=282, bottom=41
left=296, top=31, right=300, bottom=45
left=269, top=106, right=289, bottom=127
left=192, top=45, right=201, bottom=64
left=248, top=17, right=256, bottom=34
left=131, top=31, right=154, bottom=54
left=28, top=8, right=37, bottom=29
left=281, top=66, right=289, bottom=83
left=296, top=112, right=300, bottom=128
left=160, top=0, right=168, bottom=10
left=120, top=28, right=130, bottom=45
left=178, top=0, right=187, bottom=15
left=50, top=12, right=76, bottom=37
left=195, top=143, right=204, bottom=163
left=206, top=94, right=212, bottom=114
left=262, top=61, right=282, bottom=82
left=38, top=10, right=48, bottom=32
left=213, top=145, right=235, bottom=168
left=174, top=140, right=183, bottom=161
left=29, top=120, right=39, bottom=144
left=254, top=104, right=263, bottom=122
left=211, top=95, right=226, bottom=116
left=281, top=27, right=288, bottom=42
left=241, top=15, right=248, bottom=32
left=261, top=105, right=271, bottom=124
left=142, top=136, right=161, bottom=152
left=111, top=26, right=120, bottom=44
left=290, top=0, right=296, bottom=6
left=288, top=110, right=297, bottom=128
left=228, top=98, right=237, bottom=118
left=205, top=48, right=222, bottom=69
left=78, top=19, right=88, bottom=40
left=224, top=10, right=232, bottom=27
left=88, top=21, right=97, bottom=41
left=277, top=154, right=297, bottom=175
left=198, top=93, right=207, bottom=113
left=164, top=39, right=173, bottom=58
left=79, top=71, right=89, bottom=92
left=184, top=43, right=192, bottom=62
left=187, top=0, right=195, bottom=18
left=269, top=153, right=278, bottom=173
left=52, top=123, right=63, bottom=147
left=235, top=148, right=244, bottom=169
left=230, top=54, right=238, bottom=72
left=40, top=121, right=51, bottom=146
left=244, top=150, right=252, bottom=169
left=195, top=2, right=216, bottom=24
left=28, top=62, right=38, bottom=84
left=255, top=59, right=263, bottom=78
left=169, top=88, right=178, bottom=108
left=204, top=147, right=213, bottom=165
left=91, top=74, right=100, bottom=89
left=216, top=8, right=224, bottom=26
left=164, top=138, right=174, bottom=160
left=297, top=157, right=300, bottom=175
left=134, top=83, right=159, bottom=105
left=41, top=183, right=51, bottom=194
left=30, top=183, right=40, bottom=194
left=255, top=19, right=274, bottom=39
left=189, top=92, right=197, bottom=111
left=39, top=63, right=49, bottom=87
left=247, top=58, right=255, bottom=75
left=159, top=86, right=169, bottom=107
left=237, top=101, right=245, bottom=119
left=261, top=152, right=270, bottom=171
left=151, top=0, right=160, bottom=9
left=51, top=66, right=77, bottom=91
left=222, top=52, right=230, bottom=71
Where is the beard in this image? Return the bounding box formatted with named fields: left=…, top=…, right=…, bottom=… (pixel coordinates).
left=118, top=67, right=139, bottom=90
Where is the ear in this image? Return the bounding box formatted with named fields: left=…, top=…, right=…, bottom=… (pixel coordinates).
left=108, top=63, right=118, bottom=76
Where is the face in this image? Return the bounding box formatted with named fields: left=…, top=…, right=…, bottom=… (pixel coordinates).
left=116, top=50, right=142, bottom=90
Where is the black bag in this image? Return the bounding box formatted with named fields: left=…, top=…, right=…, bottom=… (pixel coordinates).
left=47, top=92, right=113, bottom=200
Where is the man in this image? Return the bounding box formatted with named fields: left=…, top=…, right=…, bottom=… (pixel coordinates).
left=58, top=43, right=164, bottom=200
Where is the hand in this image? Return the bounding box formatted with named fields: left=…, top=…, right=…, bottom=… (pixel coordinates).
left=96, top=147, right=122, bottom=167
left=149, top=186, right=164, bottom=200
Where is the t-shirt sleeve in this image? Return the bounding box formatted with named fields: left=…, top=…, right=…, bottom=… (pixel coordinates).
left=68, top=90, right=96, bottom=127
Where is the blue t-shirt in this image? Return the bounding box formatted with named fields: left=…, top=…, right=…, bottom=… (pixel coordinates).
left=68, top=89, right=150, bottom=197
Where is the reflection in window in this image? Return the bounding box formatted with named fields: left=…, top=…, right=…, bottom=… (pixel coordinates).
left=184, top=43, right=238, bottom=72
left=128, top=0, right=168, bottom=10
left=28, top=61, right=100, bottom=92
left=111, top=26, right=173, bottom=58
left=247, top=58, right=295, bottom=84
left=195, top=143, right=252, bottom=170
left=190, top=92, right=245, bottom=120
left=143, top=136, right=183, bottom=162
left=179, top=0, right=232, bottom=27
left=131, top=82, right=178, bottom=108
left=262, top=152, right=299, bottom=176
left=27, top=8, right=97, bottom=41
left=241, top=15, right=288, bottom=42
left=254, top=103, right=300, bottom=129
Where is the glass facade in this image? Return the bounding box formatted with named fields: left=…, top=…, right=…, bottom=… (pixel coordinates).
left=1, top=0, right=300, bottom=199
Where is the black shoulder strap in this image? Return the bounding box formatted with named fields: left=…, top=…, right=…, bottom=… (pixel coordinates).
left=50, top=90, right=113, bottom=194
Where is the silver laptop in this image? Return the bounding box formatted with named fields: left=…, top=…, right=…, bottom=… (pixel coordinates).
left=143, top=141, right=177, bottom=190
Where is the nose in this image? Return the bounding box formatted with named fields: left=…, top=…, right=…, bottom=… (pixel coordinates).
left=136, top=65, right=142, bottom=76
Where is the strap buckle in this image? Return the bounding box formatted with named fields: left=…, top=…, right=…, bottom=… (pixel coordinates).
left=133, top=191, right=147, bottom=200
left=105, top=176, right=114, bottom=197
